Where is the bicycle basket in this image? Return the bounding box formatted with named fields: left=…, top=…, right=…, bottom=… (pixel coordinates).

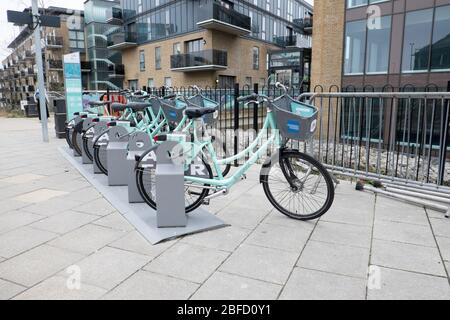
left=187, top=95, right=219, bottom=126
left=160, top=98, right=187, bottom=127
left=272, top=95, right=318, bottom=141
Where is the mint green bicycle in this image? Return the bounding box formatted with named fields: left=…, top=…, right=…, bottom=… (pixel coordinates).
left=136, top=85, right=335, bottom=221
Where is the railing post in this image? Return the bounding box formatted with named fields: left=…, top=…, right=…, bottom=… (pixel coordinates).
left=253, top=83, right=259, bottom=132
left=234, top=83, right=240, bottom=166
left=438, top=83, right=450, bottom=185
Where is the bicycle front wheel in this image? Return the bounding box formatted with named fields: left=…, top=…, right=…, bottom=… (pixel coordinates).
left=261, top=150, right=334, bottom=221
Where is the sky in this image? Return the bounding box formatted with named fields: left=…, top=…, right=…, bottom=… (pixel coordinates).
left=0, top=0, right=314, bottom=61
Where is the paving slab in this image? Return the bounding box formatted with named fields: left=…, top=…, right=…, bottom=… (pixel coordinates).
left=0, top=279, right=26, bottom=300
left=297, top=240, right=370, bottom=279
left=0, top=199, right=31, bottom=215
left=30, top=210, right=99, bottom=235
left=109, top=231, right=176, bottom=258
left=436, top=236, right=450, bottom=262
left=0, top=245, right=84, bottom=287
left=13, top=189, right=69, bottom=204
left=245, top=223, right=312, bottom=252
left=145, top=243, right=229, bottom=284
left=102, top=271, right=198, bottom=300
left=375, top=196, right=429, bottom=226
left=192, top=271, right=281, bottom=300
left=62, top=246, right=150, bottom=290
left=279, top=267, right=367, bottom=300
left=13, top=275, right=107, bottom=300
left=21, top=197, right=81, bottom=216
left=371, top=239, right=446, bottom=277
left=92, top=213, right=135, bottom=232
left=219, top=244, right=298, bottom=285
left=73, top=198, right=117, bottom=217
left=0, top=173, right=45, bottom=185
left=367, top=266, right=450, bottom=300
left=0, top=210, right=45, bottom=234
left=373, top=220, right=436, bottom=247
left=49, top=224, right=127, bottom=255
left=0, top=226, right=58, bottom=258
left=180, top=226, right=250, bottom=252
left=217, top=206, right=270, bottom=230
left=311, top=221, right=372, bottom=249
left=429, top=218, right=450, bottom=239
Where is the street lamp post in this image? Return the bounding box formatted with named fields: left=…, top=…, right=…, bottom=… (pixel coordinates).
left=32, top=0, right=49, bottom=143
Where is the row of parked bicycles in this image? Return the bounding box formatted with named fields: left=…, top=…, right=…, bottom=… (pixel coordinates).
left=65, top=83, right=335, bottom=221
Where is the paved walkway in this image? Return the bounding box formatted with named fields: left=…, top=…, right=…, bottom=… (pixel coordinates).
left=0, top=117, right=449, bottom=300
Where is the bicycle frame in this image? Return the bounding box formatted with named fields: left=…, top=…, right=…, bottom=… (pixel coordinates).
left=182, top=109, right=282, bottom=189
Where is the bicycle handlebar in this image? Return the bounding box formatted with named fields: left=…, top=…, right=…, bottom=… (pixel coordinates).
left=237, top=93, right=259, bottom=102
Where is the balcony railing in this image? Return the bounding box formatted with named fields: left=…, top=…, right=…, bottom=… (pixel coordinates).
left=107, top=30, right=138, bottom=50
left=274, top=36, right=297, bottom=47
left=197, top=1, right=251, bottom=35
left=171, top=49, right=227, bottom=72
left=48, top=59, right=63, bottom=70
left=294, top=17, right=313, bottom=35
left=106, top=7, right=123, bottom=25
left=46, top=36, right=63, bottom=48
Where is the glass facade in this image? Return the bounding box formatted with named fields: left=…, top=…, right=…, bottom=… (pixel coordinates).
left=85, top=0, right=124, bottom=90
left=344, top=4, right=450, bottom=77
left=119, top=0, right=312, bottom=46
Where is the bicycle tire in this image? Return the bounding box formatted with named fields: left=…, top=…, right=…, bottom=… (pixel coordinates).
left=93, top=130, right=109, bottom=175
left=71, top=128, right=83, bottom=156
left=82, top=126, right=95, bottom=162
left=65, top=122, right=74, bottom=149
left=261, top=150, right=334, bottom=221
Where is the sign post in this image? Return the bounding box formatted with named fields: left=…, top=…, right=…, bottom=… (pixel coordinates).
left=63, top=52, right=83, bottom=120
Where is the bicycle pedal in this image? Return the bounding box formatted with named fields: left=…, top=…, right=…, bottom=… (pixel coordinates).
left=241, top=174, right=247, bottom=180
left=203, top=199, right=210, bottom=206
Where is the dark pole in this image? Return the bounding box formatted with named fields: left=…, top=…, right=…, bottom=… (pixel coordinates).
left=233, top=83, right=240, bottom=166
left=439, top=81, right=450, bottom=185
left=253, top=83, right=259, bottom=132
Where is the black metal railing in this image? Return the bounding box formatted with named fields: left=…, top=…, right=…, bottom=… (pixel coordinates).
left=48, top=59, right=63, bottom=69
left=171, top=49, right=227, bottom=69
left=198, top=1, right=251, bottom=31
left=294, top=17, right=313, bottom=33
left=46, top=36, right=63, bottom=47
left=107, top=30, right=138, bottom=47
left=273, top=36, right=297, bottom=47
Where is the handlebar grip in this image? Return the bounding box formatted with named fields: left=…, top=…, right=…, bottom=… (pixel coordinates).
left=237, top=93, right=258, bottom=102
left=164, top=94, right=177, bottom=99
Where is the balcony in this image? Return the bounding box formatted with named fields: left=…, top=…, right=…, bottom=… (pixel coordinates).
left=107, top=31, right=137, bottom=50
left=197, top=1, right=251, bottom=36
left=19, top=51, right=34, bottom=62
left=46, top=36, right=63, bottom=49
left=274, top=36, right=297, bottom=48
left=106, top=7, right=123, bottom=25
left=48, top=59, right=63, bottom=70
left=171, top=49, right=227, bottom=72
left=294, top=17, right=313, bottom=35
left=108, top=64, right=125, bottom=78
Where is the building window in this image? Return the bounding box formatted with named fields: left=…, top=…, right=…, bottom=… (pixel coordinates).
left=347, top=0, right=388, bottom=8
left=68, top=30, right=85, bottom=49
left=431, top=5, right=450, bottom=71
left=402, top=9, right=433, bottom=73
left=344, top=20, right=366, bottom=75
left=148, top=78, right=154, bottom=88
left=139, top=50, right=145, bottom=71
left=164, top=77, right=172, bottom=88
left=155, top=47, right=161, bottom=69
left=185, top=39, right=204, bottom=53
left=252, top=47, right=260, bottom=70
left=173, top=42, right=181, bottom=55
left=365, top=16, right=391, bottom=74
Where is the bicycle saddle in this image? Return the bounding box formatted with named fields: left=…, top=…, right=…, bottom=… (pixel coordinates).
left=111, top=103, right=127, bottom=112
left=185, top=107, right=217, bottom=119
left=88, top=101, right=111, bottom=107
left=127, top=102, right=153, bottom=112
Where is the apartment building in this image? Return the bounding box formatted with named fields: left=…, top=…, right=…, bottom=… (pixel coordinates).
left=312, top=0, right=450, bottom=91
left=104, top=0, right=313, bottom=90
left=0, top=7, right=89, bottom=109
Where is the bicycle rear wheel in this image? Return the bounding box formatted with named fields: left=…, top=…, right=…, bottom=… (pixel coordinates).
left=82, top=125, right=95, bottom=161
left=261, top=150, right=334, bottom=221
left=65, top=120, right=75, bottom=149
left=71, top=127, right=83, bottom=156
left=93, top=130, right=109, bottom=175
